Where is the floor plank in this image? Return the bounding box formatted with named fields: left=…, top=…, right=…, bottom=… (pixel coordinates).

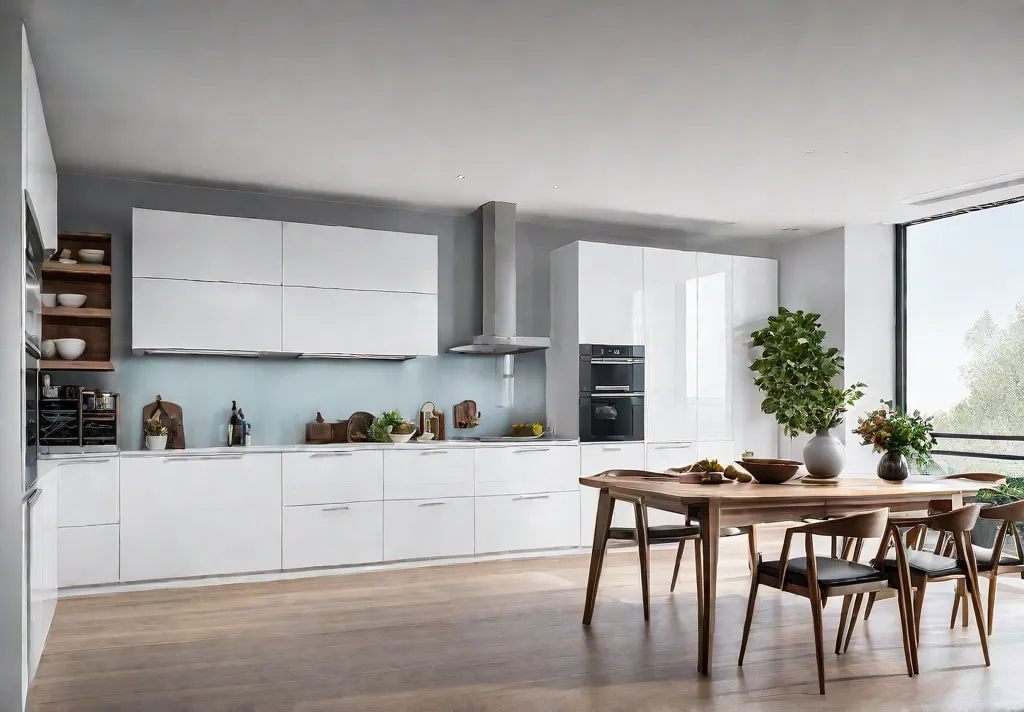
left=28, top=531, right=1024, bottom=711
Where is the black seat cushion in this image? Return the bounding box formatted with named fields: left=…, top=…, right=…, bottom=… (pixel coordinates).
left=759, top=557, right=887, bottom=587
left=973, top=544, right=1023, bottom=571
left=882, top=550, right=963, bottom=578
left=607, top=524, right=700, bottom=542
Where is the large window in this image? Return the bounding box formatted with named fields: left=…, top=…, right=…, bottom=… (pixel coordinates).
left=900, top=197, right=1024, bottom=475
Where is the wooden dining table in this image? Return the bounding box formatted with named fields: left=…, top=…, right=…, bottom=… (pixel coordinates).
left=579, top=472, right=990, bottom=676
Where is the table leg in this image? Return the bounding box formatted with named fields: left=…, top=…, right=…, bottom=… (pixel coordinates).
left=697, top=500, right=721, bottom=675
left=583, top=488, right=615, bottom=625
left=633, top=501, right=651, bottom=622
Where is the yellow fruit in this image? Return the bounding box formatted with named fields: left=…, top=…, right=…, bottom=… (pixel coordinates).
left=532, top=423, right=543, bottom=436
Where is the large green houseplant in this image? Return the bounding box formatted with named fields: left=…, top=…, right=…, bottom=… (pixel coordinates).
left=749, top=307, right=865, bottom=477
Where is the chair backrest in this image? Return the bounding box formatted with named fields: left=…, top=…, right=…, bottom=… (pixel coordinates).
left=979, top=500, right=1024, bottom=522
left=944, top=472, right=1007, bottom=484
left=924, top=503, right=982, bottom=533
left=796, top=508, right=890, bottom=540
left=598, top=469, right=661, bottom=478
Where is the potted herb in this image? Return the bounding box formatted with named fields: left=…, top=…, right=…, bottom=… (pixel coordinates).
left=144, top=413, right=169, bottom=450
left=852, top=401, right=936, bottom=481
left=750, top=307, right=865, bottom=477
left=368, top=409, right=405, bottom=443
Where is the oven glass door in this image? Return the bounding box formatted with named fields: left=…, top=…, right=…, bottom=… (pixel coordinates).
left=581, top=395, right=643, bottom=441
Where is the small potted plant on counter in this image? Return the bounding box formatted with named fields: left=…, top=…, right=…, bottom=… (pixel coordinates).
left=853, top=400, right=936, bottom=481
left=368, top=409, right=408, bottom=443
left=144, top=413, right=169, bottom=450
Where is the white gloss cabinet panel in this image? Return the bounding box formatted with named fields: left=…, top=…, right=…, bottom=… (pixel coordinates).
left=643, top=248, right=698, bottom=443
left=282, top=287, right=437, bottom=356
left=475, top=491, right=580, bottom=554
left=119, top=454, right=282, bottom=582
left=732, top=256, right=779, bottom=458
left=283, top=222, right=437, bottom=294
left=577, top=242, right=644, bottom=345
left=282, top=502, right=383, bottom=570
left=282, top=451, right=383, bottom=505
left=58, top=524, right=119, bottom=588
left=384, top=449, right=474, bottom=500
left=643, top=444, right=695, bottom=526
left=24, top=37, right=57, bottom=253
left=57, top=457, right=119, bottom=527
left=133, top=209, right=283, bottom=284
left=473, top=445, right=579, bottom=496
left=27, top=467, right=58, bottom=683
left=579, top=443, right=646, bottom=541
left=384, top=498, right=475, bottom=561
left=132, top=278, right=283, bottom=353
left=696, top=254, right=734, bottom=442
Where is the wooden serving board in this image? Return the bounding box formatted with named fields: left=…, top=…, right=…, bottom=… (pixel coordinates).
left=142, top=395, right=185, bottom=449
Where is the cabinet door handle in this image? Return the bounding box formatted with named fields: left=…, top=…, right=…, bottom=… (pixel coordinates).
left=602, top=446, right=622, bottom=452
left=310, top=451, right=354, bottom=458
left=420, top=450, right=448, bottom=455
left=654, top=443, right=693, bottom=450
left=321, top=505, right=350, bottom=512
left=162, top=455, right=244, bottom=462
left=417, top=500, right=447, bottom=507
left=512, top=494, right=550, bottom=501
left=514, top=447, right=551, bottom=453
left=23, top=488, right=41, bottom=506
left=59, top=457, right=111, bottom=465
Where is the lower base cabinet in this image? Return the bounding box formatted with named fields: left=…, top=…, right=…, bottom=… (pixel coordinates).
left=475, top=491, right=580, bottom=554
left=58, top=525, right=119, bottom=587
left=384, top=497, right=474, bottom=561
left=283, top=501, right=383, bottom=570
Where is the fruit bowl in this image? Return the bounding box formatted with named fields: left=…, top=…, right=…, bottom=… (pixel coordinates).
left=741, top=458, right=802, bottom=484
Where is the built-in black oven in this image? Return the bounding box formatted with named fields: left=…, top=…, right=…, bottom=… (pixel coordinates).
left=579, top=344, right=644, bottom=442
left=579, top=344, right=644, bottom=394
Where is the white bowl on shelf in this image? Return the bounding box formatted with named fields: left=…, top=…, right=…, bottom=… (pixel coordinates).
left=53, top=338, right=86, bottom=360
left=40, top=339, right=56, bottom=358
left=58, top=258, right=77, bottom=265
left=78, top=249, right=104, bottom=264
left=57, top=294, right=87, bottom=308
left=41, top=293, right=56, bottom=308
left=390, top=431, right=415, bottom=444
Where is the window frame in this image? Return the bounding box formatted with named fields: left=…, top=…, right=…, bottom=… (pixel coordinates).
left=896, top=194, right=1024, bottom=462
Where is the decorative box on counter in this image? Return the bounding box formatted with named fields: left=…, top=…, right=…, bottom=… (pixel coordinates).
left=305, top=412, right=350, bottom=444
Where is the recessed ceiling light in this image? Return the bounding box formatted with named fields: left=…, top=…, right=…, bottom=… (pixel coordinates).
left=552, top=184, right=560, bottom=189
left=456, top=174, right=465, bottom=179
left=782, top=227, right=801, bottom=232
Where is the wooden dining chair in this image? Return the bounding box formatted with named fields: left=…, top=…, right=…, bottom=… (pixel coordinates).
left=845, top=504, right=990, bottom=668
left=957, top=501, right=1024, bottom=635
left=863, top=472, right=1004, bottom=622
left=738, top=508, right=917, bottom=694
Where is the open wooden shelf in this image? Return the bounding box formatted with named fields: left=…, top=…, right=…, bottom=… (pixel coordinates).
left=58, top=232, right=111, bottom=243
left=42, top=262, right=111, bottom=278
left=39, top=360, right=114, bottom=371
left=43, top=306, right=112, bottom=319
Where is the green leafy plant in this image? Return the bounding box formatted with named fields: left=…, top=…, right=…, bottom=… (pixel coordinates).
left=368, top=409, right=404, bottom=443
left=749, top=307, right=866, bottom=436
left=144, top=414, right=168, bottom=437
left=976, top=477, right=1024, bottom=506
left=853, top=400, right=937, bottom=471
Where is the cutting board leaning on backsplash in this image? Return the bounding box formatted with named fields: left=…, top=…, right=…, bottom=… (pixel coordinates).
left=142, top=395, right=186, bottom=449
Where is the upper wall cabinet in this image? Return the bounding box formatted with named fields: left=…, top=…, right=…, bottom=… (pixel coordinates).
left=643, top=248, right=698, bottom=443
left=282, top=222, right=437, bottom=294
left=732, top=256, right=779, bottom=458
left=576, top=242, right=644, bottom=345
left=23, top=30, right=57, bottom=253
left=133, top=209, right=283, bottom=285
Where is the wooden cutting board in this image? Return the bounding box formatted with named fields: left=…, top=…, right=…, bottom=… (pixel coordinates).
left=142, top=395, right=185, bottom=449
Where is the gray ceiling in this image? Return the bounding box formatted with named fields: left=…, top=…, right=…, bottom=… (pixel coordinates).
left=25, top=0, right=1024, bottom=233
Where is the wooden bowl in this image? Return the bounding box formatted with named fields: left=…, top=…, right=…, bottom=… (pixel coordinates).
left=741, top=458, right=802, bottom=484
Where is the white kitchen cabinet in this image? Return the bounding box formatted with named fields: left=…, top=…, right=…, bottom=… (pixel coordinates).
left=384, top=497, right=475, bottom=561
left=120, top=454, right=282, bottom=581
left=732, top=256, right=779, bottom=458
left=58, top=524, right=119, bottom=588
left=473, top=444, right=579, bottom=496
left=132, top=209, right=283, bottom=285
left=579, top=442, right=646, bottom=542
left=282, top=286, right=437, bottom=357
left=23, top=32, right=57, bottom=253
left=282, top=222, right=437, bottom=294
left=696, top=253, right=734, bottom=442
left=643, top=248, right=698, bottom=443
left=475, top=491, right=580, bottom=554
left=577, top=242, right=644, bottom=345
left=643, top=443, right=696, bottom=526
left=384, top=448, right=474, bottom=500
left=282, top=450, right=383, bottom=506
left=697, top=440, right=736, bottom=464
left=27, top=467, right=58, bottom=682
left=132, top=278, right=283, bottom=353
left=282, top=501, right=383, bottom=570
left=57, top=456, right=118, bottom=527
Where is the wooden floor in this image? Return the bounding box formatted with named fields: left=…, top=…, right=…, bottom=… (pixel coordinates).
left=29, top=531, right=1024, bottom=711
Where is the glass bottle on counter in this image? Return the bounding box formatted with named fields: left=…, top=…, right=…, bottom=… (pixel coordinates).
left=228, top=400, right=238, bottom=446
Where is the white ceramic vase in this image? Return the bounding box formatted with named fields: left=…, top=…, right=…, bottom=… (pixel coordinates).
left=802, top=429, right=845, bottom=478
left=146, top=434, right=167, bottom=451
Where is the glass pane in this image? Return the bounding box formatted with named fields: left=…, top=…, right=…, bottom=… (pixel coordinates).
left=906, top=200, right=1024, bottom=436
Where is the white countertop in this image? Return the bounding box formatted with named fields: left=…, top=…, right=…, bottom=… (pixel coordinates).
left=40, top=438, right=579, bottom=460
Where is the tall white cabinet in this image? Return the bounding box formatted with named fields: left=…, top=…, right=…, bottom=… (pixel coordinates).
left=23, top=26, right=57, bottom=253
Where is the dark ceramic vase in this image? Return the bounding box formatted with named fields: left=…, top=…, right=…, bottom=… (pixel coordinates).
left=877, top=451, right=909, bottom=482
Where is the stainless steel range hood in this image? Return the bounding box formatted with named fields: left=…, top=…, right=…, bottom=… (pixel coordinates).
left=449, top=201, right=550, bottom=355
